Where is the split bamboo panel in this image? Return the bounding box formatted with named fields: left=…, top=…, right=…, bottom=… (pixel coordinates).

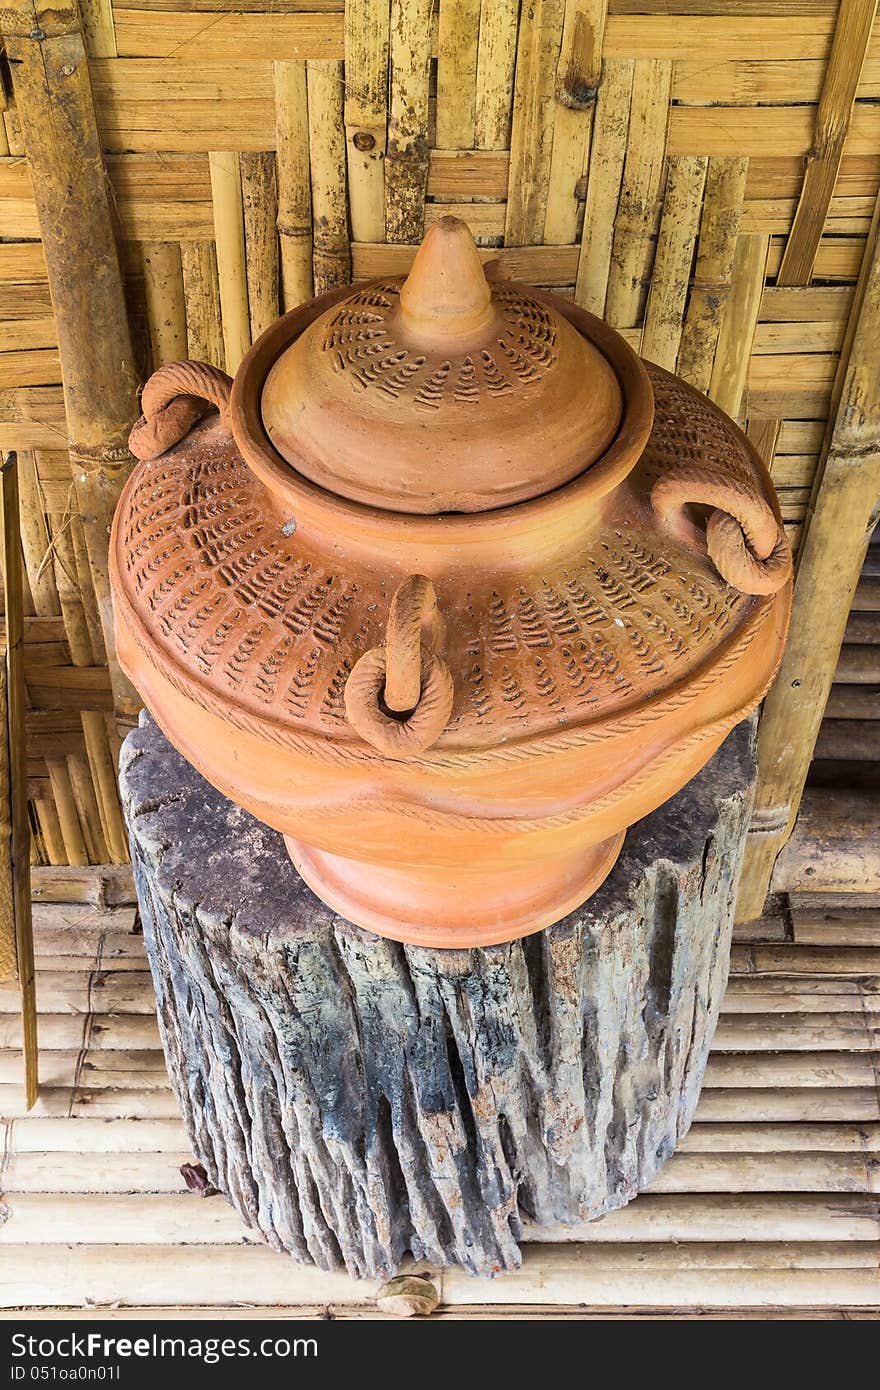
left=0, top=0, right=876, bottom=916
left=0, top=897, right=878, bottom=1312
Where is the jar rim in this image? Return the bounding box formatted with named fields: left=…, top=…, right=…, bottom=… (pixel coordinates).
left=230, top=280, right=655, bottom=552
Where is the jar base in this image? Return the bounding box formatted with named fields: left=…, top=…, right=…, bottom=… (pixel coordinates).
left=283, top=832, right=626, bottom=948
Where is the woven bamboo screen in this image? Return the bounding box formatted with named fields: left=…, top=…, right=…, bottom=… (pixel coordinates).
left=0, top=0, right=877, bottom=882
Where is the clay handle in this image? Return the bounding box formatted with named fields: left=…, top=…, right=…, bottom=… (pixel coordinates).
left=344, top=575, right=454, bottom=758
left=650, top=463, right=792, bottom=596
left=129, top=361, right=233, bottom=461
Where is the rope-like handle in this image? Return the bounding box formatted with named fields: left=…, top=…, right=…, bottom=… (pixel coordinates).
left=651, top=463, right=792, bottom=596
left=129, top=361, right=233, bottom=461
left=344, top=575, right=454, bottom=758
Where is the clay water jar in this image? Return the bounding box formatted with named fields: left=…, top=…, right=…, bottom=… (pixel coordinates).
left=110, top=218, right=792, bottom=948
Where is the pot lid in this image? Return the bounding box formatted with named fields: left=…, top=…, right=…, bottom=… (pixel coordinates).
left=261, top=217, right=624, bottom=514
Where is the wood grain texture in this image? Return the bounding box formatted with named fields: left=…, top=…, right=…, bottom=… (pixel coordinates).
left=120, top=711, right=755, bottom=1279
left=708, top=234, right=768, bottom=419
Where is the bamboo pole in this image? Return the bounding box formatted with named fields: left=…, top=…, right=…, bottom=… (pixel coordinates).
left=240, top=153, right=281, bottom=343
left=736, top=191, right=880, bottom=921
left=274, top=61, right=313, bottom=310
left=141, top=243, right=188, bottom=369
left=344, top=0, right=389, bottom=242
left=2, top=0, right=141, bottom=720
left=640, top=155, right=707, bottom=370
left=306, top=61, right=351, bottom=293
left=474, top=0, right=519, bottom=150
left=0, top=455, right=37, bottom=1106
left=543, top=1, right=609, bottom=247
left=385, top=0, right=433, bottom=243
left=208, top=152, right=251, bottom=372
left=180, top=243, right=224, bottom=369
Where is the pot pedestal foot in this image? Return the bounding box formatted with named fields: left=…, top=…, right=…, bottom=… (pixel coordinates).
left=283, top=831, right=625, bottom=948
left=120, top=711, right=756, bottom=1280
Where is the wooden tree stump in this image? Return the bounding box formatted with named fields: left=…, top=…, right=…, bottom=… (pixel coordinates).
left=120, top=712, right=755, bottom=1279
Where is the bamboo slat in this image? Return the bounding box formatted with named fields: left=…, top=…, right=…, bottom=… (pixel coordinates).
left=141, top=242, right=187, bottom=368
left=737, top=190, right=880, bottom=921
left=274, top=61, right=314, bottom=310
left=2, top=0, right=141, bottom=720
left=385, top=0, right=433, bottom=243
left=504, top=0, right=567, bottom=246
left=180, top=242, right=224, bottom=367
left=605, top=58, right=672, bottom=328
left=0, top=456, right=37, bottom=1104
left=0, top=654, right=13, bottom=982
left=777, top=0, right=878, bottom=286
left=676, top=157, right=748, bottom=391
left=708, top=234, right=768, bottom=419
left=543, top=1, right=609, bottom=247
left=640, top=155, right=707, bottom=369
left=344, top=0, right=389, bottom=242
left=208, top=152, right=251, bottom=372
left=240, top=152, right=281, bottom=342
left=474, top=0, right=519, bottom=150
left=0, top=899, right=878, bottom=1310
left=574, top=59, right=633, bottom=314
left=436, top=0, right=481, bottom=151
left=306, top=61, right=351, bottom=294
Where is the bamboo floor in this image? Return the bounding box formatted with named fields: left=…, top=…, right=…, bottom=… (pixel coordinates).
left=1, top=890, right=878, bottom=1319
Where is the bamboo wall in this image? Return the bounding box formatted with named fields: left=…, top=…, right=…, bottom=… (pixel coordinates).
left=0, top=0, right=878, bottom=902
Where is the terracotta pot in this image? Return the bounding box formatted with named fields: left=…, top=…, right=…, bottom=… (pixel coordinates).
left=110, top=217, right=792, bottom=948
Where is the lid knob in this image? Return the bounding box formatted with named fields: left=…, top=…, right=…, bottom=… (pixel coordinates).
left=260, top=217, right=629, bottom=513
left=398, top=216, right=495, bottom=349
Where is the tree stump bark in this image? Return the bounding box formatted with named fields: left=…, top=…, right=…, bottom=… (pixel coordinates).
left=120, top=712, right=755, bottom=1279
